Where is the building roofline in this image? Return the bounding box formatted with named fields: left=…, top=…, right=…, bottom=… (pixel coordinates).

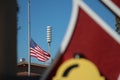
left=17, top=61, right=49, bottom=68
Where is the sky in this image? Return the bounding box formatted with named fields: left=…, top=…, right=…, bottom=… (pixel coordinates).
left=17, top=0, right=116, bottom=64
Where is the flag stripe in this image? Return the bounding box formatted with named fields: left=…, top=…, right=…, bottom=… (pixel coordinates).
left=30, top=53, right=47, bottom=62
left=35, top=46, right=50, bottom=56
left=30, top=51, right=48, bottom=59
left=30, top=48, right=50, bottom=59
left=30, top=51, right=48, bottom=62
left=30, top=38, right=50, bottom=62
left=30, top=49, right=50, bottom=60
left=31, top=54, right=47, bottom=62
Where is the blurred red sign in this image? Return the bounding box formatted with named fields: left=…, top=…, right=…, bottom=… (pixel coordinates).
left=42, top=0, right=120, bottom=80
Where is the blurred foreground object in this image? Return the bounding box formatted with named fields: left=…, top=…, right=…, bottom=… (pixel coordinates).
left=53, top=56, right=105, bottom=80
left=0, top=0, right=18, bottom=79
left=42, top=0, right=120, bottom=80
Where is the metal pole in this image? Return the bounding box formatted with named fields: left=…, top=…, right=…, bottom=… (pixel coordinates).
left=28, top=0, right=31, bottom=76
left=48, top=42, right=51, bottom=63
left=48, top=42, right=50, bottom=55
left=47, top=26, right=52, bottom=62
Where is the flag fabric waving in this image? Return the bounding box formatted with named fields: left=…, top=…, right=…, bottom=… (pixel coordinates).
left=42, top=0, right=120, bottom=80
left=30, top=38, right=50, bottom=62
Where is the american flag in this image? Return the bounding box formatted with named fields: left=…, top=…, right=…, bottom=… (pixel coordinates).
left=30, top=38, right=50, bottom=62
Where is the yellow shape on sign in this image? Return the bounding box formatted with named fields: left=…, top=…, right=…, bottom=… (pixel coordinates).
left=53, top=58, right=105, bottom=80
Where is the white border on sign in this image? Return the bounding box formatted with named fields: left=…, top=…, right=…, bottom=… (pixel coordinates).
left=60, top=0, right=120, bottom=54
left=101, top=0, right=120, bottom=17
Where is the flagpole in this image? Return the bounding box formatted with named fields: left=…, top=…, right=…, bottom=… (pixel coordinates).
left=28, top=0, right=31, bottom=76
